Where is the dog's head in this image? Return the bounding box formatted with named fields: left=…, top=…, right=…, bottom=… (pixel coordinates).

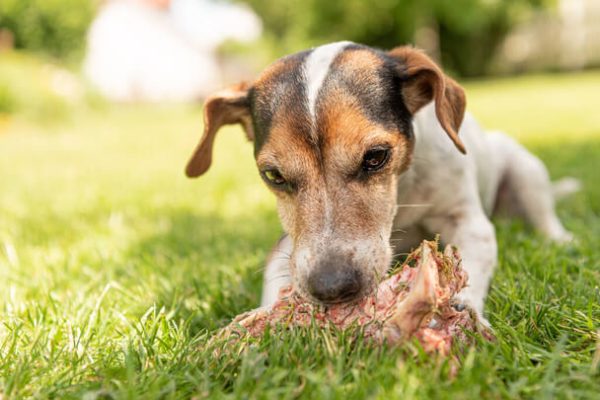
left=186, top=43, right=466, bottom=304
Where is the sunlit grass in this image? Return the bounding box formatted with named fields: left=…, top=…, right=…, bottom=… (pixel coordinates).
left=0, top=69, right=599, bottom=398
left=465, top=70, right=600, bottom=142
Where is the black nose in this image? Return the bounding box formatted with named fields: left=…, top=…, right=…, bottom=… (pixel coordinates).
left=307, top=266, right=362, bottom=303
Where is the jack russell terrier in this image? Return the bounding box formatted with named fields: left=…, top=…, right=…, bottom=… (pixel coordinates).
left=185, top=42, right=576, bottom=322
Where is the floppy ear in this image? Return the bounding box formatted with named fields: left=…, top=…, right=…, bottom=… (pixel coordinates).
left=185, top=82, right=254, bottom=178
left=388, top=46, right=467, bottom=154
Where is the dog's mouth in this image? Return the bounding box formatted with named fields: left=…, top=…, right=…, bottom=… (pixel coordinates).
left=315, top=290, right=362, bottom=306
left=293, top=276, right=379, bottom=306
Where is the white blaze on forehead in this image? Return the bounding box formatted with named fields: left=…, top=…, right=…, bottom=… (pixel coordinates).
left=304, top=41, right=353, bottom=121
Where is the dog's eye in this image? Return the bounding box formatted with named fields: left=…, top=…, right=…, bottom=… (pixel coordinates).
left=261, top=169, right=287, bottom=187
left=362, top=147, right=390, bottom=172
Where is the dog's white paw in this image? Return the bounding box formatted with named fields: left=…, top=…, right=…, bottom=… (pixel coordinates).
left=548, top=229, right=576, bottom=245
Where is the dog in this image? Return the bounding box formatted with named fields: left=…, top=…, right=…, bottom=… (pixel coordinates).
left=185, top=42, right=577, bottom=321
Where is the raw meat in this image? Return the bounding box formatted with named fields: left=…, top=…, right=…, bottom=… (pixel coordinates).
left=218, top=240, right=492, bottom=354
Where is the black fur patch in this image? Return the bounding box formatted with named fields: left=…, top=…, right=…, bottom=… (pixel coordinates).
left=250, top=50, right=311, bottom=155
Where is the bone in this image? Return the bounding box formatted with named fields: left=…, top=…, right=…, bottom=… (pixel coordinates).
left=383, top=242, right=439, bottom=343
left=215, top=240, right=491, bottom=354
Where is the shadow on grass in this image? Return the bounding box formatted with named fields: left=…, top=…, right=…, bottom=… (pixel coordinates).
left=124, top=206, right=282, bottom=333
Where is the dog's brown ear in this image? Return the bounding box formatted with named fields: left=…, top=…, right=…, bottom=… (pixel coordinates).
left=185, top=82, right=254, bottom=178
left=388, top=46, right=467, bottom=154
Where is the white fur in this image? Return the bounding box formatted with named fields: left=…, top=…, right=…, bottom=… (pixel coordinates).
left=553, top=177, right=582, bottom=200
left=303, top=41, right=352, bottom=121
left=391, top=103, right=574, bottom=314
left=261, top=95, right=574, bottom=319
left=261, top=235, right=293, bottom=306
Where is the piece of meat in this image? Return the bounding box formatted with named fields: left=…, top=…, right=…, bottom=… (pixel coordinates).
left=218, top=240, right=492, bottom=354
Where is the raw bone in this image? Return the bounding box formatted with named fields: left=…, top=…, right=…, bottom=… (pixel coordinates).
left=219, top=240, right=492, bottom=354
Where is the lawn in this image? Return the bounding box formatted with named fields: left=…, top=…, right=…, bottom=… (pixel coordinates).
left=1, top=70, right=599, bottom=399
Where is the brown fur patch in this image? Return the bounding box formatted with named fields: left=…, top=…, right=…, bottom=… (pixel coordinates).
left=333, top=48, right=384, bottom=79
left=185, top=82, right=253, bottom=177
left=387, top=46, right=467, bottom=154
left=319, top=86, right=414, bottom=177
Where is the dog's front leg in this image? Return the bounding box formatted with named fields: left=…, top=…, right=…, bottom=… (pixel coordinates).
left=260, top=234, right=293, bottom=307
left=423, top=210, right=497, bottom=318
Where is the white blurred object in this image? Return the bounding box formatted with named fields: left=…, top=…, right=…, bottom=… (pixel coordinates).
left=498, top=0, right=600, bottom=73
left=170, top=0, right=261, bottom=51
left=84, top=0, right=262, bottom=102
left=559, top=0, right=586, bottom=69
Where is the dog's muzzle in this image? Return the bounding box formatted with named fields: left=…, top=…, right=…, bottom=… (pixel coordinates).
left=306, top=255, right=363, bottom=303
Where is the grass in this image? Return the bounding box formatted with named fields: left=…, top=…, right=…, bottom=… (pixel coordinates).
left=1, top=69, right=599, bottom=399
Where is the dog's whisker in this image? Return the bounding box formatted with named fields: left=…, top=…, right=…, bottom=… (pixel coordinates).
left=395, top=203, right=432, bottom=209
left=268, top=256, right=291, bottom=264
left=271, top=249, right=292, bottom=257
left=267, top=273, right=292, bottom=281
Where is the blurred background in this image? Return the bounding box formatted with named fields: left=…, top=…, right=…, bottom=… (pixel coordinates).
left=0, top=0, right=599, bottom=116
